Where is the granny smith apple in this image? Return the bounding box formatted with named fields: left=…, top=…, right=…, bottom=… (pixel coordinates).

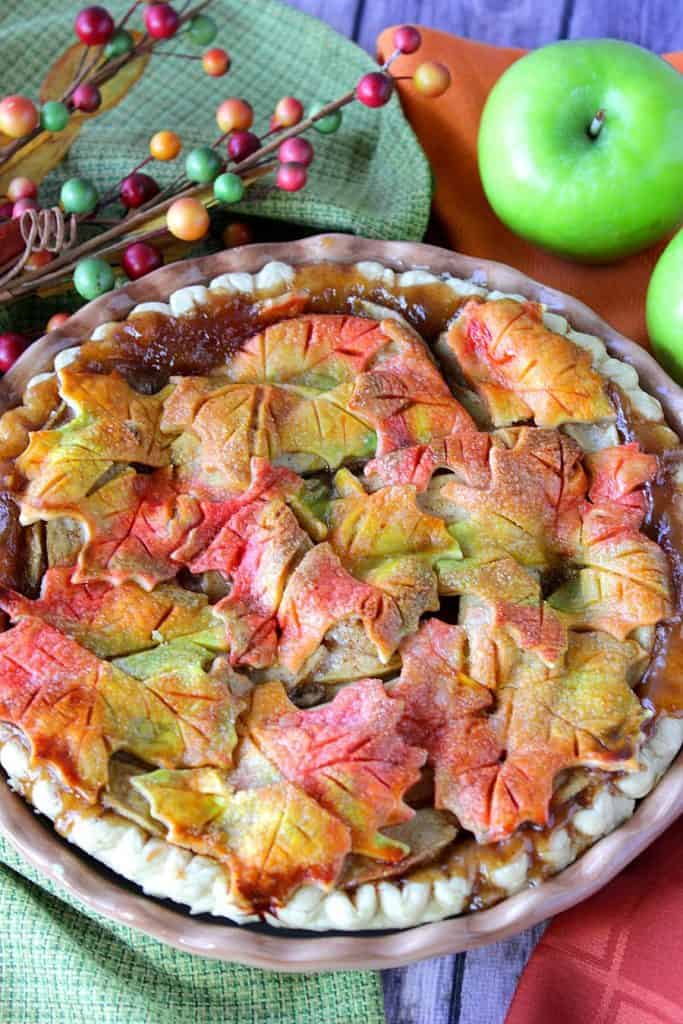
left=478, top=40, right=683, bottom=262
left=647, top=229, right=683, bottom=380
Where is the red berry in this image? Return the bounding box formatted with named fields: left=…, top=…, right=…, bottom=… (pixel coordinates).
left=0, top=201, right=14, bottom=219
left=120, top=172, right=160, bottom=209
left=7, top=177, right=38, bottom=202
left=144, top=3, right=179, bottom=40
left=356, top=72, right=393, bottom=108
left=12, top=198, right=39, bottom=218
left=227, top=130, right=260, bottom=163
left=393, top=25, right=421, bottom=54
left=72, top=83, right=101, bottom=113
left=121, top=242, right=163, bottom=280
left=277, top=137, right=313, bottom=167
left=276, top=162, right=307, bottom=193
left=75, top=6, right=115, bottom=46
left=0, top=332, right=28, bottom=372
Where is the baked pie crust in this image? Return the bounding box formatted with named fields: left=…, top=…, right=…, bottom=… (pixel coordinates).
left=0, top=241, right=681, bottom=935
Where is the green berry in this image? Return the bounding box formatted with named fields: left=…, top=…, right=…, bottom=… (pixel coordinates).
left=188, top=13, right=218, bottom=46
left=60, top=177, right=98, bottom=215
left=40, top=101, right=69, bottom=133
left=74, top=258, right=115, bottom=301
left=185, top=146, right=223, bottom=184
left=104, top=28, right=134, bottom=60
left=113, top=273, right=129, bottom=290
left=310, top=103, right=342, bottom=134
left=213, top=171, right=244, bottom=205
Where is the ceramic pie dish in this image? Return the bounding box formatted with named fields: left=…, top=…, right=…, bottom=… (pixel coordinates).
left=0, top=234, right=681, bottom=970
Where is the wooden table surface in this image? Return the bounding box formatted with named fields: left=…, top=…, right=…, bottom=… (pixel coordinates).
left=285, top=3, right=682, bottom=1022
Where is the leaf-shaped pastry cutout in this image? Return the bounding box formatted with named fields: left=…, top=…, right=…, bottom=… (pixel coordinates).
left=548, top=444, right=672, bottom=639
left=74, top=468, right=199, bottom=588
left=115, top=640, right=245, bottom=768
left=161, top=314, right=474, bottom=495
left=227, top=314, right=392, bottom=387
left=434, top=427, right=587, bottom=567
left=203, top=497, right=310, bottom=668
left=246, top=680, right=425, bottom=861
left=161, top=377, right=376, bottom=495
left=391, top=619, right=496, bottom=826
left=392, top=619, right=648, bottom=841
left=132, top=766, right=350, bottom=910
left=348, top=318, right=474, bottom=454
left=277, top=543, right=403, bottom=673
left=364, top=433, right=493, bottom=492
left=0, top=36, right=149, bottom=195
left=18, top=370, right=172, bottom=518
left=0, top=566, right=226, bottom=658
left=440, top=298, right=614, bottom=427
left=329, top=481, right=462, bottom=574
left=0, top=619, right=243, bottom=798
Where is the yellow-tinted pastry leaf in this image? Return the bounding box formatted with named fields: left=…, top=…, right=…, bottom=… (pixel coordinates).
left=133, top=766, right=351, bottom=910
left=18, top=370, right=171, bottom=517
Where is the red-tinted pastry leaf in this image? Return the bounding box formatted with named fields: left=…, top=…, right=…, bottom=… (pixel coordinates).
left=364, top=433, right=493, bottom=492
left=443, top=298, right=615, bottom=427
left=277, top=543, right=403, bottom=673
left=392, top=619, right=647, bottom=841
left=247, top=680, right=426, bottom=861
left=438, top=427, right=587, bottom=565
left=0, top=619, right=243, bottom=798
left=0, top=567, right=225, bottom=658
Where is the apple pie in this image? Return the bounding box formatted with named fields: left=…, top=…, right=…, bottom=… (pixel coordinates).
left=0, top=256, right=681, bottom=931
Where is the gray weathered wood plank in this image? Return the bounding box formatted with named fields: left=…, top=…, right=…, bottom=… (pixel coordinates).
left=283, top=3, right=683, bottom=1022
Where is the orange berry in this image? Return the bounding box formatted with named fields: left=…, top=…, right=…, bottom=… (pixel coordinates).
left=46, top=312, right=70, bottom=333
left=222, top=220, right=253, bottom=249
left=412, top=61, right=451, bottom=98
left=25, top=249, right=54, bottom=271
left=150, top=130, right=181, bottom=161
left=216, top=98, right=253, bottom=134
left=166, top=197, right=210, bottom=242
left=272, top=96, right=303, bottom=129
left=203, top=47, right=230, bottom=77
left=0, top=95, right=39, bottom=139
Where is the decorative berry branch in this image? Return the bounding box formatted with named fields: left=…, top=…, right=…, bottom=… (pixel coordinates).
left=0, top=10, right=451, bottom=361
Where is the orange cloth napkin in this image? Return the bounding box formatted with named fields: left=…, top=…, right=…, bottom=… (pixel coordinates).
left=377, top=29, right=683, bottom=347
left=377, top=26, right=683, bottom=1024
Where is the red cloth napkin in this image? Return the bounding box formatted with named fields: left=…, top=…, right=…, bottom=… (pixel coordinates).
left=507, top=820, right=683, bottom=1024
left=376, top=26, right=683, bottom=1023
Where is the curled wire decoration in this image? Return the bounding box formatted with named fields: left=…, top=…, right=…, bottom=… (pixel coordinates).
left=0, top=207, right=78, bottom=287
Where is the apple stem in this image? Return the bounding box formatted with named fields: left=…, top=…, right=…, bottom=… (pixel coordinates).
left=587, top=109, right=606, bottom=140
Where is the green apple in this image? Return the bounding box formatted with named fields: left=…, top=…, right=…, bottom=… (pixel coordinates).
left=478, top=40, right=683, bottom=262
left=647, top=229, right=683, bottom=380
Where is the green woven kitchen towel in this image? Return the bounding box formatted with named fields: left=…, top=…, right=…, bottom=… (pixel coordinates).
left=0, top=0, right=432, bottom=240
left=0, top=833, right=386, bottom=1024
